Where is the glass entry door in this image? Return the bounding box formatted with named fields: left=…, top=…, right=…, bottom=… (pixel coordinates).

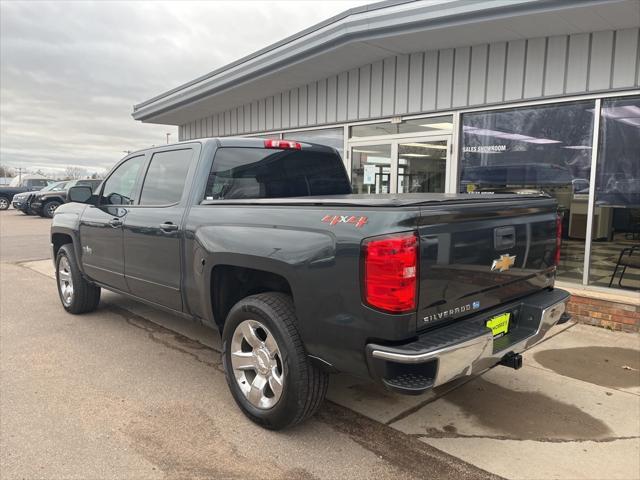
left=349, top=136, right=449, bottom=194
left=350, top=144, right=392, bottom=194
left=397, top=138, right=448, bottom=193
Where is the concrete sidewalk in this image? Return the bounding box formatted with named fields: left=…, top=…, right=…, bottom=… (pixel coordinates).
left=21, top=259, right=640, bottom=479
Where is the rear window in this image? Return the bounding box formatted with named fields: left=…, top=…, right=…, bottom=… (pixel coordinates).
left=205, top=147, right=351, bottom=200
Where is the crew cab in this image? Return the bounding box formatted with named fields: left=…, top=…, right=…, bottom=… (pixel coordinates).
left=51, top=138, right=569, bottom=429
left=0, top=178, right=53, bottom=210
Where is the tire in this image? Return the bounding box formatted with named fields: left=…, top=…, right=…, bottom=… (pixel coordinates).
left=222, top=292, right=328, bottom=430
left=55, top=244, right=101, bottom=314
left=0, top=196, right=9, bottom=210
left=43, top=200, right=61, bottom=218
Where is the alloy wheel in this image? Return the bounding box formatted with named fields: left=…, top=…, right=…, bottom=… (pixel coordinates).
left=230, top=319, right=284, bottom=409
left=58, top=256, right=74, bottom=306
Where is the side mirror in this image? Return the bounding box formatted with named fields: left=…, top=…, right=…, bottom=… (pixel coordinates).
left=68, top=185, right=93, bottom=204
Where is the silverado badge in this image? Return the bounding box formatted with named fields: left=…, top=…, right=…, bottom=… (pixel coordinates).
left=491, top=254, right=516, bottom=272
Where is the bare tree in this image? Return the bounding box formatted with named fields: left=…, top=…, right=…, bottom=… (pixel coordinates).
left=64, top=166, right=87, bottom=180
left=0, top=165, right=15, bottom=178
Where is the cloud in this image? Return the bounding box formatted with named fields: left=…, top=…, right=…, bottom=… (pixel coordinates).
left=0, top=0, right=370, bottom=176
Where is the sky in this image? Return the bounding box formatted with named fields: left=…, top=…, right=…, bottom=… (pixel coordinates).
left=0, top=0, right=371, bottom=177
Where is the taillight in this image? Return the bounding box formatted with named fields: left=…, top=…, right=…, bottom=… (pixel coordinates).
left=555, top=214, right=562, bottom=267
left=264, top=139, right=301, bottom=150
left=362, top=232, right=418, bottom=314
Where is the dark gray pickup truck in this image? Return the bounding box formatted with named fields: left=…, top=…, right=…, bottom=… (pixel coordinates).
left=51, top=137, right=569, bottom=429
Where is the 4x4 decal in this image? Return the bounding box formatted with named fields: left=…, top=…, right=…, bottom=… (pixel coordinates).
left=321, top=214, right=368, bottom=228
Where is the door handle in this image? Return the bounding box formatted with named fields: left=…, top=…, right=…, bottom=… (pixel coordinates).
left=159, top=222, right=179, bottom=232
left=109, top=218, right=123, bottom=228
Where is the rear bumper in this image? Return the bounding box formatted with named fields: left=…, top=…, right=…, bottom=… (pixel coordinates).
left=366, top=288, right=570, bottom=394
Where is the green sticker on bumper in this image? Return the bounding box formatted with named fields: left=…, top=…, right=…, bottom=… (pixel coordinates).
left=487, top=312, right=510, bottom=338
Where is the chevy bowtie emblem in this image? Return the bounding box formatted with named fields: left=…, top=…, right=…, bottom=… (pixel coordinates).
left=491, top=254, right=516, bottom=272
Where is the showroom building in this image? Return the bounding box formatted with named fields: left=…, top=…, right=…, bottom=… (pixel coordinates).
left=133, top=0, right=639, bottom=327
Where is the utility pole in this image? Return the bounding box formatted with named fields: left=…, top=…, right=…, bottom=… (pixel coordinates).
left=16, top=167, right=23, bottom=185
left=166, top=133, right=171, bottom=145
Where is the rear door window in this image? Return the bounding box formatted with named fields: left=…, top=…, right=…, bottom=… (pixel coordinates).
left=205, top=147, right=350, bottom=200
left=139, top=149, right=194, bottom=205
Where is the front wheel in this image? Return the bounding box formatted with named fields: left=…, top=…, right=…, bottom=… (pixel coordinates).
left=222, top=293, right=328, bottom=430
left=0, top=197, right=9, bottom=210
left=43, top=200, right=61, bottom=218
left=56, top=244, right=101, bottom=314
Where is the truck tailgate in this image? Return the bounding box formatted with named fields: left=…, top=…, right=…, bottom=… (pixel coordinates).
left=417, top=196, right=558, bottom=330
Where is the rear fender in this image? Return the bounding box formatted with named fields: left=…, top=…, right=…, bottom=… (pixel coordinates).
left=194, top=225, right=335, bottom=333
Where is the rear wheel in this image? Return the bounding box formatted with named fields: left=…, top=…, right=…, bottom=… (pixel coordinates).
left=222, top=292, right=328, bottom=430
left=0, top=196, right=9, bottom=210
left=56, top=244, right=101, bottom=314
left=43, top=200, right=61, bottom=218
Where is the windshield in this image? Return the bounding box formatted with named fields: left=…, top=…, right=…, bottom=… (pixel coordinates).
left=41, top=181, right=67, bottom=192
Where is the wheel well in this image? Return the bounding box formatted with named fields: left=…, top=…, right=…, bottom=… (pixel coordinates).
left=44, top=197, right=63, bottom=204
left=211, top=265, right=292, bottom=330
left=52, top=233, right=73, bottom=257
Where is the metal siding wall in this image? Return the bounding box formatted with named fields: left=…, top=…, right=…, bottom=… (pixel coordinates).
left=395, top=54, right=409, bottom=114
left=282, top=91, right=290, bottom=128
left=468, top=44, right=488, bottom=105
left=273, top=93, right=282, bottom=130
left=337, top=71, right=348, bottom=121
left=452, top=47, right=470, bottom=107
left=348, top=68, right=359, bottom=120
left=308, top=82, right=317, bottom=125
left=202, top=28, right=638, bottom=134
left=326, top=76, right=338, bottom=123
left=589, top=31, right=614, bottom=91
left=370, top=60, right=383, bottom=117
left=566, top=33, right=590, bottom=93
left=486, top=42, right=507, bottom=103
left=422, top=50, right=438, bottom=111
left=524, top=38, right=546, bottom=98
left=437, top=49, right=454, bottom=109
left=504, top=39, right=526, bottom=101
left=408, top=53, right=423, bottom=112
left=230, top=109, right=237, bottom=134
left=358, top=64, right=371, bottom=118
left=382, top=56, right=396, bottom=116
left=290, top=88, right=299, bottom=127
left=317, top=79, right=327, bottom=124
left=266, top=96, right=274, bottom=130
left=612, top=28, right=639, bottom=88
left=237, top=107, right=244, bottom=134
left=544, top=36, right=567, bottom=96
left=298, top=86, right=308, bottom=127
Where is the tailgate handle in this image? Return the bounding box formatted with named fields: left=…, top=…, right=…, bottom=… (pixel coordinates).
left=494, top=226, right=516, bottom=250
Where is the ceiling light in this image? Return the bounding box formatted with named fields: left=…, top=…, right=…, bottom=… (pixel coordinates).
left=400, top=153, right=431, bottom=157
left=401, top=143, right=447, bottom=149
left=418, top=122, right=453, bottom=130
left=353, top=149, right=387, bottom=154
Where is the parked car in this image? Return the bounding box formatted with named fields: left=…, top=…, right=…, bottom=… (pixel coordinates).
left=51, top=138, right=569, bottom=430
left=12, top=181, right=69, bottom=215
left=31, top=179, right=102, bottom=218
left=0, top=178, right=53, bottom=210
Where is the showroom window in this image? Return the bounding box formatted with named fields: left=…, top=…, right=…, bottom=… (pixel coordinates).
left=283, top=127, right=344, bottom=158
left=459, top=101, right=595, bottom=284
left=589, top=96, right=640, bottom=290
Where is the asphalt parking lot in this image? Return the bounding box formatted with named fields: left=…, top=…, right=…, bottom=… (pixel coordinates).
left=1, top=209, right=639, bottom=480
